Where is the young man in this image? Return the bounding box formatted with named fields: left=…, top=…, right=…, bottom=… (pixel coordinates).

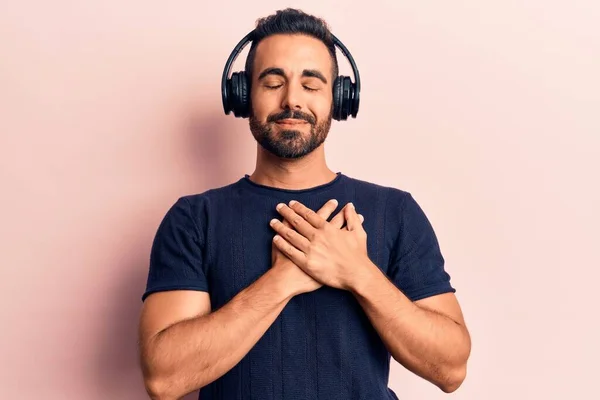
left=138, top=8, right=471, bottom=400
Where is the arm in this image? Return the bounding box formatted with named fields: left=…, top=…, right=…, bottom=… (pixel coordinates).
left=139, top=198, right=341, bottom=400
left=138, top=267, right=293, bottom=400
left=270, top=198, right=471, bottom=394
left=349, top=262, right=471, bottom=393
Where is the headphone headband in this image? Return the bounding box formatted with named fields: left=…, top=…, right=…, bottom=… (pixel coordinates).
left=221, top=29, right=361, bottom=120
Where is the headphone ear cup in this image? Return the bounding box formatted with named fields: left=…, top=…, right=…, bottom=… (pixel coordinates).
left=223, top=76, right=233, bottom=115
left=230, top=72, right=250, bottom=118
left=333, top=76, right=343, bottom=121
left=341, top=76, right=352, bottom=121
left=350, top=80, right=359, bottom=118
left=238, top=72, right=250, bottom=118
left=333, top=76, right=353, bottom=121
left=230, top=72, right=240, bottom=116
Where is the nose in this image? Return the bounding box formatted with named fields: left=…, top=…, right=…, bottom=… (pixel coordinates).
left=281, top=82, right=303, bottom=111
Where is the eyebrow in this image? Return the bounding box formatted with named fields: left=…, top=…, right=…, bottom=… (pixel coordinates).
left=257, top=67, right=328, bottom=84
left=303, top=69, right=328, bottom=84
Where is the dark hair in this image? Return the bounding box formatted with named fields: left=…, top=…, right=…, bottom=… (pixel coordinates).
left=244, top=8, right=339, bottom=83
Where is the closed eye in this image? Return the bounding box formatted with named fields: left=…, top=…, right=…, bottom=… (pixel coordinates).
left=264, top=84, right=318, bottom=92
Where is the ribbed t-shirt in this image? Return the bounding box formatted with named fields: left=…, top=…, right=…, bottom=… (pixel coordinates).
left=142, top=172, right=456, bottom=400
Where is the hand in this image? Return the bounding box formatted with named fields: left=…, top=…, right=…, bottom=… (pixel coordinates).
left=271, top=200, right=363, bottom=296
left=270, top=200, right=371, bottom=291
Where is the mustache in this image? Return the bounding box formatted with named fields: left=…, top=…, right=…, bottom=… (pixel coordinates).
left=267, top=110, right=316, bottom=125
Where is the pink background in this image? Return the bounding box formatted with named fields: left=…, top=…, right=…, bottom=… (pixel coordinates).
left=1, top=1, right=598, bottom=399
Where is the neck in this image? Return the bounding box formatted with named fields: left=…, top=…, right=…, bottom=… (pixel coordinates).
left=248, top=143, right=337, bottom=190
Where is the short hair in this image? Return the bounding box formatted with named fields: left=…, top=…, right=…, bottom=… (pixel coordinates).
left=244, top=8, right=339, bottom=84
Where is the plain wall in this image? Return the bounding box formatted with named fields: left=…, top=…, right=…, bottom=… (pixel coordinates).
left=1, top=1, right=598, bottom=399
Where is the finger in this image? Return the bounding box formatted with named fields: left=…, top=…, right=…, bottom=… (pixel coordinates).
left=330, top=203, right=351, bottom=229
left=277, top=203, right=317, bottom=240
left=315, top=199, right=338, bottom=221
left=345, top=203, right=363, bottom=232
left=288, top=200, right=327, bottom=230
left=273, top=234, right=306, bottom=266
left=270, top=218, right=310, bottom=252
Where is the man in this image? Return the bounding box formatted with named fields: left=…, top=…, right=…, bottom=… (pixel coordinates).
left=138, top=8, right=471, bottom=400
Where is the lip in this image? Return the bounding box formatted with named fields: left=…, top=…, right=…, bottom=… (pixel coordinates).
left=275, top=119, right=307, bottom=125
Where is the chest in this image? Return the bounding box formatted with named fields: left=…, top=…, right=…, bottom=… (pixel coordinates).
left=201, top=200, right=393, bottom=309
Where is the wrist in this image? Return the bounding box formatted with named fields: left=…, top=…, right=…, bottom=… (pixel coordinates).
left=347, top=258, right=384, bottom=295
left=267, top=266, right=297, bottom=301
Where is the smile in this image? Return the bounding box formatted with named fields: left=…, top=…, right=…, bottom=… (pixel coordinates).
left=275, top=119, right=308, bottom=126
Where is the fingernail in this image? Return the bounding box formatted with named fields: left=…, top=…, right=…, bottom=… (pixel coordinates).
left=273, top=235, right=280, bottom=242
left=349, top=202, right=355, bottom=209
left=289, top=200, right=297, bottom=206
left=276, top=203, right=284, bottom=210
left=330, top=199, right=338, bottom=205
left=270, top=218, right=278, bottom=226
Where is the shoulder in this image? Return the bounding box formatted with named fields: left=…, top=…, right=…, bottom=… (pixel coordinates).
left=174, top=179, right=244, bottom=214
left=157, top=179, right=244, bottom=235
left=343, top=175, right=434, bottom=233
left=342, top=174, right=412, bottom=209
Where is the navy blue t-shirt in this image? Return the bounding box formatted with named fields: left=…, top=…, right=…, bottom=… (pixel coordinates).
left=142, top=172, right=455, bottom=400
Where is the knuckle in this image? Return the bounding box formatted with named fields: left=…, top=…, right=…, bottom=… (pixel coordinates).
left=292, top=217, right=302, bottom=225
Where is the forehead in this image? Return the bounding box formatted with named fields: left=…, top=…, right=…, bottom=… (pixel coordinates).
left=252, top=34, right=333, bottom=78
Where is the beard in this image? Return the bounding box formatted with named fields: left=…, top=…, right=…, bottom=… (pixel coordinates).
left=249, top=108, right=332, bottom=159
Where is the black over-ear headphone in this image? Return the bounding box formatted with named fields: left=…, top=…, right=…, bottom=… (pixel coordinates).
left=221, top=30, right=361, bottom=121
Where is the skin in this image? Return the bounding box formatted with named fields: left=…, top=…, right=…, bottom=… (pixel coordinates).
left=246, top=33, right=338, bottom=190
left=138, top=200, right=358, bottom=400
left=271, top=201, right=471, bottom=393
left=138, top=33, right=471, bottom=400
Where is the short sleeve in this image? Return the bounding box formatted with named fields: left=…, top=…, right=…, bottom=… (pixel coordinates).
left=386, top=192, right=455, bottom=302
left=142, top=197, right=208, bottom=301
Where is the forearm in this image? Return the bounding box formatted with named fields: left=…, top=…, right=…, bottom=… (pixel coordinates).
left=350, top=263, right=470, bottom=393
left=142, top=268, right=292, bottom=399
